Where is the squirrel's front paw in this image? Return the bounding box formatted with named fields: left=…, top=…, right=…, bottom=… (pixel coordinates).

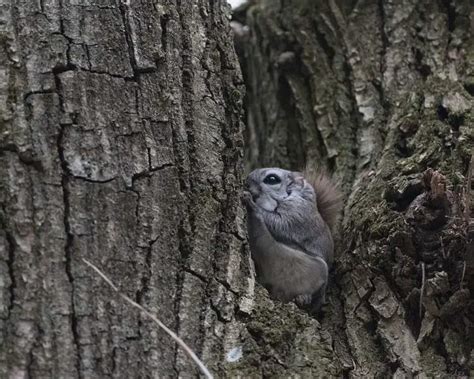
left=242, top=191, right=256, bottom=209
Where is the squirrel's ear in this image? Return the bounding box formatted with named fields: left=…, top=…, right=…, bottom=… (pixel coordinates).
left=290, top=172, right=305, bottom=186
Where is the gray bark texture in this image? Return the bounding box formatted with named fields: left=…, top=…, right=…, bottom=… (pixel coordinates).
left=235, top=0, right=474, bottom=377
left=0, top=0, right=253, bottom=378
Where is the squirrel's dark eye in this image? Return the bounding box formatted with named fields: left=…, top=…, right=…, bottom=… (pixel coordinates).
left=263, top=174, right=281, bottom=185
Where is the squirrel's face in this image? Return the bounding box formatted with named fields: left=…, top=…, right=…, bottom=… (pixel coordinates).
left=246, top=168, right=310, bottom=212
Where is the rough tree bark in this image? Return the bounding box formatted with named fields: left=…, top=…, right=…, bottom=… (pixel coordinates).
left=0, top=1, right=253, bottom=378
left=234, top=0, right=474, bottom=377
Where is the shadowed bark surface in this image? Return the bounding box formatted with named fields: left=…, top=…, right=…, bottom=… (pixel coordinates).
left=234, top=0, right=474, bottom=377
left=0, top=1, right=253, bottom=377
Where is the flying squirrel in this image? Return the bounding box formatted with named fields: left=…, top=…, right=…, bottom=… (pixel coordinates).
left=243, top=167, right=343, bottom=311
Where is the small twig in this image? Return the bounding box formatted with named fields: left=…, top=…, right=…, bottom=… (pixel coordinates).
left=460, top=261, right=466, bottom=290
left=82, top=258, right=214, bottom=379
left=419, top=262, right=426, bottom=319
left=439, top=237, right=447, bottom=260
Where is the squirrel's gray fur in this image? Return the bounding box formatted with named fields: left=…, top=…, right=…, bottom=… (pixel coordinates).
left=243, top=167, right=342, bottom=311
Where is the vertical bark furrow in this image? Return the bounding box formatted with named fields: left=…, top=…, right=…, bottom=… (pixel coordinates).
left=118, top=1, right=140, bottom=72
left=56, top=113, right=81, bottom=377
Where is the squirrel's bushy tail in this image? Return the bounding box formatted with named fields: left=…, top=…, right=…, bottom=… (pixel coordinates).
left=304, top=168, right=343, bottom=231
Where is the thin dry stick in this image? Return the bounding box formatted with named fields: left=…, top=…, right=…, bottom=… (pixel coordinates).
left=419, top=262, right=426, bottom=319
left=440, top=237, right=447, bottom=260
left=460, top=261, right=466, bottom=290
left=82, top=258, right=214, bottom=379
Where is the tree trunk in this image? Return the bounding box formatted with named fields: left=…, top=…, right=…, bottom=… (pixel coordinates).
left=235, top=0, right=474, bottom=377
left=0, top=1, right=251, bottom=378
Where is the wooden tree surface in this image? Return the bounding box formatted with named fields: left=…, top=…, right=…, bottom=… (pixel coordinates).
left=0, top=1, right=250, bottom=377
